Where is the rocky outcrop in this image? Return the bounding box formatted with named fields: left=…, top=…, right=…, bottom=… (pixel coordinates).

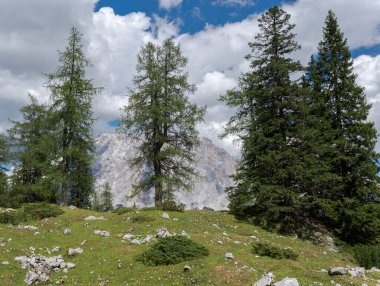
left=93, top=133, right=236, bottom=210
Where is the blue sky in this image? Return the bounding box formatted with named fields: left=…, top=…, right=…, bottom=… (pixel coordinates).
left=1, top=0, right=380, bottom=156
left=95, top=0, right=296, bottom=34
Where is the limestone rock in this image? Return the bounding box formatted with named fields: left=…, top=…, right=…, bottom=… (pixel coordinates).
left=63, top=228, right=71, bottom=235
left=156, top=227, right=172, bottom=238
left=68, top=248, right=83, bottom=257
left=183, top=265, right=191, bottom=273
left=253, top=272, right=275, bottom=286
left=329, top=267, right=348, bottom=276
left=94, top=230, right=110, bottom=237
left=84, top=215, right=105, bottom=220
left=161, top=212, right=170, bottom=219
left=274, top=278, right=299, bottom=286
left=224, top=252, right=234, bottom=260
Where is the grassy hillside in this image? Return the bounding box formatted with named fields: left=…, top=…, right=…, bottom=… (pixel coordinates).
left=0, top=207, right=379, bottom=285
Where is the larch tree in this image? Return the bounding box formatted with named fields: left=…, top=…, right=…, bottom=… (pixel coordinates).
left=46, top=27, right=101, bottom=207
left=8, top=94, right=54, bottom=205
left=305, top=11, right=380, bottom=243
left=120, top=39, right=205, bottom=207
left=221, top=7, right=313, bottom=234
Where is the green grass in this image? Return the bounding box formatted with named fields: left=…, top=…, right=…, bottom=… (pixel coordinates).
left=0, top=207, right=379, bottom=285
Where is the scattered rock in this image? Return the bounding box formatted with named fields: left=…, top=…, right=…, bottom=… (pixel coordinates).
left=161, top=212, right=170, bottom=219
left=15, top=255, right=73, bottom=285
left=1, top=261, right=9, bottom=265
left=68, top=205, right=77, bottom=210
left=67, top=248, right=83, bottom=257
left=329, top=267, right=347, bottom=276
left=80, top=240, right=87, bottom=246
left=367, top=267, right=380, bottom=273
left=94, top=230, right=110, bottom=237
left=180, top=230, right=190, bottom=238
left=16, top=225, right=38, bottom=231
left=51, top=246, right=60, bottom=253
left=348, top=267, right=365, bottom=278
left=274, top=278, right=299, bottom=286
left=156, top=227, right=172, bottom=238
left=252, top=272, right=275, bottom=286
left=122, top=234, right=134, bottom=240
left=224, top=252, right=234, bottom=260
left=183, top=265, right=191, bottom=273
left=63, top=229, right=71, bottom=235
left=84, top=216, right=105, bottom=220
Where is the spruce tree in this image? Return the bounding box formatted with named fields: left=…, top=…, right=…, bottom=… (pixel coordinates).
left=120, top=39, right=205, bottom=206
left=46, top=27, right=101, bottom=207
left=100, top=182, right=113, bottom=212
left=305, top=11, right=380, bottom=243
left=221, top=7, right=311, bottom=234
left=0, top=133, right=10, bottom=206
left=8, top=94, right=54, bottom=205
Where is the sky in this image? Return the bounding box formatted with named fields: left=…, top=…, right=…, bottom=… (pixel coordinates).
left=0, top=0, right=380, bottom=156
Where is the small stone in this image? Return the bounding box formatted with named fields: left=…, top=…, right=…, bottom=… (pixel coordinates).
left=84, top=216, right=105, bottom=220
left=183, top=265, right=191, bottom=273
left=180, top=230, right=190, bottom=238
left=156, top=227, right=172, bottom=238
left=161, top=212, right=170, bottom=219
left=68, top=248, right=83, bottom=257
left=252, top=272, right=275, bottom=286
left=63, top=229, right=71, bottom=235
left=274, top=278, right=299, bottom=286
left=1, top=261, right=9, bottom=265
left=80, top=240, right=87, bottom=246
left=225, top=252, right=234, bottom=260
left=122, top=234, right=134, bottom=240
left=51, top=246, right=60, bottom=253
left=93, top=230, right=110, bottom=237
left=329, top=267, right=347, bottom=276
left=68, top=205, right=77, bottom=210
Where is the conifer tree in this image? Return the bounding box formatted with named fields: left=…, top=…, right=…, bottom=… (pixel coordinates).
left=305, top=11, right=380, bottom=243
left=0, top=133, right=10, bottom=206
left=100, top=182, right=113, bottom=212
left=8, top=95, right=54, bottom=205
left=120, top=39, right=205, bottom=206
left=221, top=7, right=311, bottom=234
left=46, top=27, right=101, bottom=207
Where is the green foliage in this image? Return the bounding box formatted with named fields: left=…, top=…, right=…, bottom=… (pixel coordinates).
left=221, top=6, right=311, bottom=235
left=252, top=242, right=298, bottom=260
left=353, top=244, right=380, bottom=269
left=303, top=11, right=380, bottom=243
left=120, top=39, right=205, bottom=206
left=8, top=95, right=55, bottom=207
left=0, top=134, right=10, bottom=207
left=157, top=200, right=185, bottom=212
left=0, top=203, right=63, bottom=225
left=100, top=183, right=113, bottom=212
left=137, top=236, right=209, bottom=266
left=112, top=207, right=134, bottom=215
left=45, top=27, right=101, bottom=207
left=21, top=202, right=64, bottom=220
left=130, top=215, right=155, bottom=223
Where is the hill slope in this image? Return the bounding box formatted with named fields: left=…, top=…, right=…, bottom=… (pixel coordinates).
left=93, top=133, right=236, bottom=210
left=0, top=208, right=379, bottom=285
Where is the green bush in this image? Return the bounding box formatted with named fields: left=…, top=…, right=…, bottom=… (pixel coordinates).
left=137, top=236, right=209, bottom=266
left=21, top=202, right=64, bottom=220
left=130, top=215, right=155, bottom=223
left=0, top=212, right=20, bottom=224
left=353, top=244, right=380, bottom=268
left=158, top=200, right=185, bottom=212
left=112, top=207, right=134, bottom=215
left=252, top=242, right=298, bottom=260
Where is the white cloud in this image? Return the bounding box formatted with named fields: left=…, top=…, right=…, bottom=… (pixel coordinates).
left=1, top=0, right=380, bottom=157
left=159, top=0, right=182, bottom=10
left=212, top=0, right=255, bottom=7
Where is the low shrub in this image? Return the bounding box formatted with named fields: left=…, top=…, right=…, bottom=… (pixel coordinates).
left=136, top=236, right=209, bottom=266
left=112, top=208, right=134, bottom=215
left=0, top=212, right=20, bottom=224
left=252, top=242, right=298, bottom=260
left=158, top=200, right=185, bottom=212
left=0, top=203, right=63, bottom=225
left=130, top=215, right=155, bottom=223
left=21, top=202, right=64, bottom=220
left=353, top=244, right=380, bottom=268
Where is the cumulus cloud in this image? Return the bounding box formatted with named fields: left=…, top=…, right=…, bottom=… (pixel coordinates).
left=212, top=0, right=255, bottom=7
left=159, top=0, right=182, bottom=10
left=1, top=0, right=380, bottom=156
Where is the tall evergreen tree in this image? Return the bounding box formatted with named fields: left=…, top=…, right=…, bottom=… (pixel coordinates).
left=221, top=7, right=312, bottom=234
left=46, top=27, right=101, bottom=207
left=305, top=11, right=380, bottom=243
left=0, top=133, right=10, bottom=206
left=8, top=94, right=54, bottom=205
left=100, top=182, right=113, bottom=212
left=120, top=39, right=205, bottom=206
